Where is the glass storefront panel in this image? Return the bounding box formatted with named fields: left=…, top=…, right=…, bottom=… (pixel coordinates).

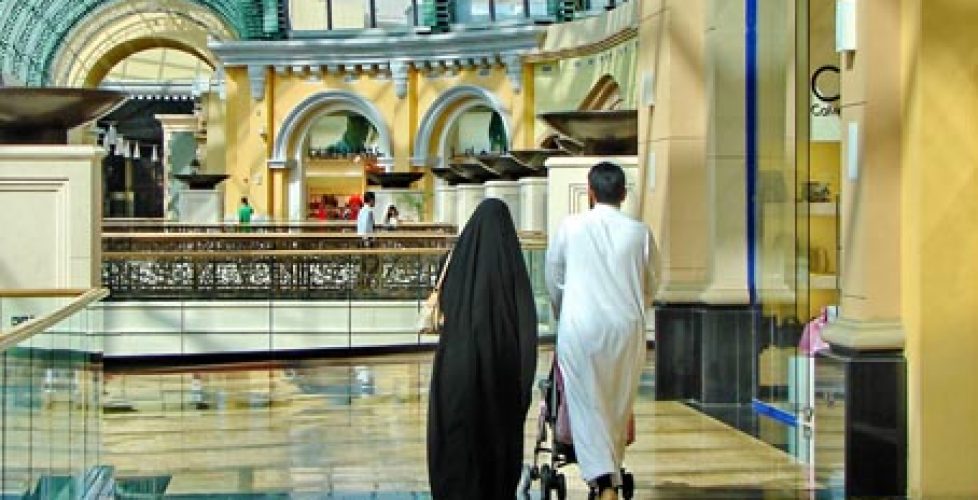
left=751, top=0, right=809, bottom=457
left=751, top=0, right=841, bottom=466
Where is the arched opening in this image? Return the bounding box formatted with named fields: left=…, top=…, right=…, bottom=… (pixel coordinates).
left=96, top=47, right=215, bottom=218
left=442, top=106, right=508, bottom=158
left=303, top=112, right=384, bottom=221
left=413, top=85, right=512, bottom=168
left=48, top=0, right=232, bottom=88
left=271, top=91, right=393, bottom=220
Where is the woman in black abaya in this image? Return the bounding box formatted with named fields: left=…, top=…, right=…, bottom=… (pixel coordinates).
left=427, top=198, right=538, bottom=499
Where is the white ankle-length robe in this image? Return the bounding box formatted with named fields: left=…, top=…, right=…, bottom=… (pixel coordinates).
left=545, top=203, right=657, bottom=484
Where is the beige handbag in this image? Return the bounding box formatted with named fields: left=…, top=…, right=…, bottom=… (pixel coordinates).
left=418, top=252, right=452, bottom=334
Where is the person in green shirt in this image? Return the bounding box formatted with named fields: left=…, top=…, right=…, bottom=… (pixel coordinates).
left=238, top=197, right=254, bottom=229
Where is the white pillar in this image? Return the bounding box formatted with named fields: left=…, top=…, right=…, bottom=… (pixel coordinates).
left=0, top=145, right=104, bottom=288
left=434, top=184, right=458, bottom=226
left=519, top=177, right=548, bottom=233
left=484, top=179, right=521, bottom=229
left=544, top=156, right=640, bottom=236
left=156, top=114, right=198, bottom=220
left=455, top=184, right=485, bottom=231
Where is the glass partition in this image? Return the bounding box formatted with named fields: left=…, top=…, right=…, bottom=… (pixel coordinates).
left=751, top=0, right=841, bottom=463
left=0, top=290, right=107, bottom=498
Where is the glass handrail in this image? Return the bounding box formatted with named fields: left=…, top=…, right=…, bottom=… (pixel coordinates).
left=0, top=288, right=109, bottom=498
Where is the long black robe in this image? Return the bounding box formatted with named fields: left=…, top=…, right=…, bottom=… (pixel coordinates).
left=427, top=198, right=538, bottom=500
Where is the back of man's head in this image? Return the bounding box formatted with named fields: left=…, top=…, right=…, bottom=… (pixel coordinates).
left=364, top=191, right=376, bottom=205
left=588, top=162, right=626, bottom=205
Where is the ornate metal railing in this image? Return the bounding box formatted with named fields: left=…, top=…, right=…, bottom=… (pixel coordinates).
left=102, top=219, right=456, bottom=234
left=102, top=248, right=447, bottom=301
left=100, top=231, right=546, bottom=301
left=102, top=232, right=455, bottom=253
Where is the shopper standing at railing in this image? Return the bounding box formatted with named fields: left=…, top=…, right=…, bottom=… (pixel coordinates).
left=357, top=191, right=376, bottom=236
left=237, top=197, right=254, bottom=233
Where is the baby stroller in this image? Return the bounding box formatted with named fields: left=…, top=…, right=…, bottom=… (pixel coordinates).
left=519, top=361, right=635, bottom=500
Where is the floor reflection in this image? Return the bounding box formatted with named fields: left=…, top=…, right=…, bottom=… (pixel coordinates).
left=103, top=350, right=822, bottom=498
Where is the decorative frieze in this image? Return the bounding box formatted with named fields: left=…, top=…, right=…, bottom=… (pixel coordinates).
left=212, top=28, right=542, bottom=100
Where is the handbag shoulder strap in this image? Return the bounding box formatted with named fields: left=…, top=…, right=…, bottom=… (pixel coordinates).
left=434, top=251, right=453, bottom=291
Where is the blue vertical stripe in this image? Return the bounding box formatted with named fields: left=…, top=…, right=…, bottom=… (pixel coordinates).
left=745, top=0, right=758, bottom=305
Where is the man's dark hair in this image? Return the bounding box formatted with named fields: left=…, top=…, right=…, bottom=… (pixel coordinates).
left=241, top=196, right=249, bottom=204
left=364, top=191, right=376, bottom=204
left=588, top=161, right=626, bottom=204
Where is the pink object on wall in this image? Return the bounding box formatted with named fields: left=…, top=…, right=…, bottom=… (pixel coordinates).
left=799, top=307, right=832, bottom=356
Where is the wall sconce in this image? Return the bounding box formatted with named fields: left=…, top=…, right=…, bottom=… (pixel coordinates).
left=259, top=125, right=268, bottom=142
left=836, top=0, right=857, bottom=53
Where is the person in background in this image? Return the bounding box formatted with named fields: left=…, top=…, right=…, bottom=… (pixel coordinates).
left=545, top=161, right=659, bottom=500
left=348, top=193, right=363, bottom=221
left=238, top=196, right=254, bottom=223
left=357, top=191, right=376, bottom=236
left=384, top=205, right=400, bottom=229
left=427, top=198, right=538, bottom=500
left=237, top=197, right=254, bottom=232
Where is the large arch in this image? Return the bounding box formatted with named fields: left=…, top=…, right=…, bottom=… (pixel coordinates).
left=0, top=0, right=252, bottom=87
left=412, top=85, right=513, bottom=167
left=48, top=0, right=234, bottom=87
left=270, top=90, right=394, bottom=221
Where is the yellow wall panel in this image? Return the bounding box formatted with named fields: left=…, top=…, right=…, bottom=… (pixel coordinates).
left=903, top=0, right=978, bottom=495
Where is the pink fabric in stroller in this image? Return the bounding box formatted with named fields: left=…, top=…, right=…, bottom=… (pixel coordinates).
left=548, top=362, right=635, bottom=446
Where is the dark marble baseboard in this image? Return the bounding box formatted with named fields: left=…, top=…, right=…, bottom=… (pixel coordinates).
left=654, top=303, right=758, bottom=404
left=815, top=349, right=907, bottom=497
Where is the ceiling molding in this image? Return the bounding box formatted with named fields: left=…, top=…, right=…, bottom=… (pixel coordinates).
left=209, top=27, right=545, bottom=68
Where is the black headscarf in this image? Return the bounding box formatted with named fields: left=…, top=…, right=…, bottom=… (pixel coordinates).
left=427, top=198, right=538, bottom=500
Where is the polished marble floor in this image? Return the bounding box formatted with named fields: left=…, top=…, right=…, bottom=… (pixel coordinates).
left=101, top=350, right=825, bottom=499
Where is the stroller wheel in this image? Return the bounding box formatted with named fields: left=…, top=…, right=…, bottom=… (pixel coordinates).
left=555, top=472, right=567, bottom=500
left=539, top=465, right=553, bottom=500
left=621, top=470, right=635, bottom=499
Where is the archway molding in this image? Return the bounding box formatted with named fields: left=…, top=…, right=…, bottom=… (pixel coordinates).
left=412, top=85, right=512, bottom=167
left=269, top=90, right=394, bottom=220
left=49, top=0, right=232, bottom=87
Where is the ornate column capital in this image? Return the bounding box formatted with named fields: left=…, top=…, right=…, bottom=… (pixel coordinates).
left=247, top=65, right=267, bottom=102
left=501, top=53, right=523, bottom=93
left=389, top=60, right=410, bottom=99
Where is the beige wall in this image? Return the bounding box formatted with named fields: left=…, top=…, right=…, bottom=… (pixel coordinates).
left=0, top=147, right=103, bottom=289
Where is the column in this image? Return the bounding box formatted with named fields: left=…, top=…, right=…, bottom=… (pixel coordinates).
left=0, top=146, right=104, bottom=288
left=818, top=0, right=907, bottom=496
left=155, top=114, right=198, bottom=220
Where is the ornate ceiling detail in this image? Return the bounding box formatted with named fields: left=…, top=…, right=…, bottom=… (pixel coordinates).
left=0, top=0, right=284, bottom=86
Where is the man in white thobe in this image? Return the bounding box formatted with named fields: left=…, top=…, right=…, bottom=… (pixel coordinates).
left=546, top=162, right=658, bottom=500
